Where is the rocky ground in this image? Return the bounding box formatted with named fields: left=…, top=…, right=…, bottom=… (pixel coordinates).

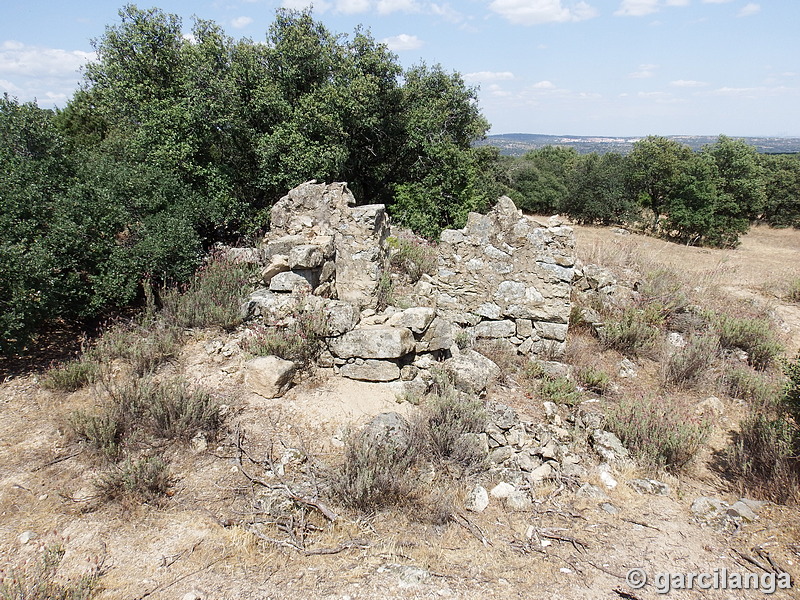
left=1, top=224, right=799, bottom=600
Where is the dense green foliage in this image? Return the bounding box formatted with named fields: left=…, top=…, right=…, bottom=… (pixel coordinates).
left=0, top=5, right=488, bottom=352
left=1, top=4, right=799, bottom=355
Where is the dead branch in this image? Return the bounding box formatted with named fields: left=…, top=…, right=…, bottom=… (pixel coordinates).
left=450, top=511, right=492, bottom=546
left=539, top=531, right=589, bottom=552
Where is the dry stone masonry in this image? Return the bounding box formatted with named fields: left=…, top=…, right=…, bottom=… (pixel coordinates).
left=240, top=181, right=577, bottom=394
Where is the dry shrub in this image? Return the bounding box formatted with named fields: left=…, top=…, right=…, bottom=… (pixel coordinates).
left=576, top=365, right=611, bottom=395
left=41, top=358, right=99, bottom=392
left=242, top=307, right=327, bottom=369
left=97, top=456, right=172, bottom=504
left=662, top=334, right=720, bottom=389
left=419, top=390, right=487, bottom=468
left=719, top=365, right=779, bottom=408
left=0, top=541, right=101, bottom=600
left=474, top=339, right=522, bottom=377
left=713, top=313, right=782, bottom=370
left=599, top=309, right=659, bottom=358
left=387, top=232, right=437, bottom=283
left=92, top=319, right=181, bottom=376
left=787, top=278, right=800, bottom=303
left=638, top=268, right=689, bottom=324
left=606, top=394, right=710, bottom=472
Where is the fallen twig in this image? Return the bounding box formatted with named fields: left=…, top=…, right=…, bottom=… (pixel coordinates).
left=450, top=512, right=491, bottom=546
left=540, top=531, right=589, bottom=552
left=33, top=451, right=80, bottom=472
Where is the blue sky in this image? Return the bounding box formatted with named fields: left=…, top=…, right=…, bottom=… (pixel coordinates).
left=1, top=0, right=798, bottom=136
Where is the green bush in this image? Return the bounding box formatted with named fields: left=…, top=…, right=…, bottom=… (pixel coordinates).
left=147, top=380, right=222, bottom=442
left=784, top=353, right=800, bottom=423
left=714, top=314, right=781, bottom=370
left=0, top=542, right=100, bottom=600
left=787, top=279, right=800, bottom=303
left=97, top=456, right=171, bottom=503
left=663, top=334, right=719, bottom=389
left=161, top=251, right=255, bottom=330
left=41, top=358, right=99, bottom=392
left=70, top=409, right=128, bottom=461
left=599, top=309, right=659, bottom=357
left=576, top=366, right=610, bottom=395
left=242, top=308, right=327, bottom=369
left=540, top=376, right=582, bottom=406
left=606, top=395, right=710, bottom=472
left=720, top=365, right=778, bottom=408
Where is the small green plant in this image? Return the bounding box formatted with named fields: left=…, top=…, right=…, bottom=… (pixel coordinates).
left=599, top=309, right=659, bottom=357
left=714, top=313, right=781, bottom=370
left=0, top=541, right=101, bottom=600
left=784, top=353, right=800, bottom=423
left=375, top=272, right=394, bottom=311
left=663, top=334, right=719, bottom=389
left=786, top=279, right=800, bottom=303
left=70, top=409, right=128, bottom=461
left=161, top=251, right=255, bottom=330
left=720, top=365, right=778, bottom=408
left=455, top=329, right=472, bottom=351
left=606, top=394, right=710, bottom=472
left=387, top=233, right=437, bottom=283
left=576, top=366, right=610, bottom=395
left=540, top=376, right=582, bottom=406
left=97, top=456, right=172, bottom=503
left=41, top=358, right=99, bottom=392
left=147, top=380, right=222, bottom=442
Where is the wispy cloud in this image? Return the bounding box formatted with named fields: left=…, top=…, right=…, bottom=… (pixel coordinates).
left=629, top=63, right=658, bottom=78
left=281, top=0, right=332, bottom=12
left=670, top=79, right=709, bottom=87
left=231, top=16, right=253, bottom=29
left=738, top=3, right=760, bottom=17
left=701, top=0, right=734, bottom=4
left=488, top=0, right=598, bottom=26
left=464, top=71, right=515, bottom=83
left=615, top=0, right=690, bottom=16
left=532, top=80, right=556, bottom=89
left=377, top=0, right=421, bottom=14
left=382, top=33, right=423, bottom=50
left=0, top=41, right=93, bottom=76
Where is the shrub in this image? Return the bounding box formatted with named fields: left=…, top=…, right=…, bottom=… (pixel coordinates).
left=784, top=353, right=800, bottom=422
left=242, top=308, right=327, bottom=369
left=0, top=542, right=100, bottom=600
left=419, top=391, right=487, bottom=467
left=147, top=380, right=222, bottom=441
left=720, top=365, right=778, bottom=408
left=638, top=268, right=689, bottom=325
left=606, top=395, right=710, bottom=472
left=161, top=251, right=255, bottom=330
left=540, top=376, right=582, bottom=406
left=375, top=272, right=394, bottom=311
left=599, top=309, right=659, bottom=357
left=663, top=334, right=719, bottom=389
left=714, top=314, right=781, bottom=370
left=787, top=279, right=800, bottom=304
left=576, top=366, right=610, bottom=395
left=97, top=456, right=171, bottom=503
left=92, top=319, right=181, bottom=376
left=41, top=358, right=99, bottom=392
left=70, top=409, right=128, bottom=461
left=331, top=426, right=416, bottom=512
left=725, top=412, right=798, bottom=503
left=387, top=233, right=437, bottom=283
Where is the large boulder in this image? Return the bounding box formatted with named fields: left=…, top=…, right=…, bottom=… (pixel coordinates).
left=441, top=349, right=501, bottom=395
left=327, top=327, right=415, bottom=359
left=340, top=359, right=401, bottom=382
left=245, top=356, right=296, bottom=398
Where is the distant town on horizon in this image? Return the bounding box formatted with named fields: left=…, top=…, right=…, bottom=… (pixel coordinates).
left=480, top=133, right=800, bottom=156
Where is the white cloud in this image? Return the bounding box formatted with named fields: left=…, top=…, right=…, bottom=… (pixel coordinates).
left=670, top=79, right=709, bottom=87
left=615, top=0, right=659, bottom=16
left=429, top=3, right=464, bottom=22
left=701, top=0, right=733, bottom=3
left=382, top=33, right=423, bottom=50
left=231, top=16, right=254, bottom=29
left=0, top=41, right=94, bottom=76
left=615, top=0, right=691, bottom=16
left=0, top=78, right=22, bottom=94
left=489, top=0, right=598, bottom=25
left=737, top=3, right=760, bottom=17
left=533, top=80, right=556, bottom=89
left=336, top=0, right=372, bottom=13
left=464, top=71, right=515, bottom=82
left=629, top=63, right=658, bottom=78
left=377, top=0, right=421, bottom=14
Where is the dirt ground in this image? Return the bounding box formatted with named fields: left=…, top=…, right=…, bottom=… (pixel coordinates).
left=1, top=224, right=799, bottom=600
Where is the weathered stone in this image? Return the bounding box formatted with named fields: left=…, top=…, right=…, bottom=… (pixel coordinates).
left=727, top=500, right=758, bottom=522
left=515, top=452, right=541, bottom=472
left=328, top=327, right=415, bottom=359
left=226, top=246, right=262, bottom=265
left=489, top=446, right=515, bottom=464
left=592, top=430, right=630, bottom=463
left=288, top=244, right=324, bottom=269
left=505, top=489, right=533, bottom=511
left=535, top=322, right=569, bottom=342
left=240, top=288, right=299, bottom=321
left=362, top=412, right=410, bottom=449
left=516, top=319, right=534, bottom=337
left=323, top=300, right=361, bottom=336
left=269, top=271, right=314, bottom=292
left=691, top=497, right=728, bottom=519
left=628, top=479, right=671, bottom=496
left=576, top=483, right=608, bottom=500
left=474, top=319, right=517, bottom=339
left=465, top=485, right=489, bottom=513
left=245, top=356, right=296, bottom=399
left=487, top=402, right=519, bottom=431
left=490, top=482, right=515, bottom=499
left=528, top=462, right=553, bottom=483
left=441, top=350, right=500, bottom=395
left=386, top=306, right=436, bottom=334
left=261, top=254, right=290, bottom=284
left=340, top=359, right=400, bottom=382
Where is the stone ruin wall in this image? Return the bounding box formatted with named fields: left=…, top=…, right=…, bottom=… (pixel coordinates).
left=240, top=181, right=575, bottom=397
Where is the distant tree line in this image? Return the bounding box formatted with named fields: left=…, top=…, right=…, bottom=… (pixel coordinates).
left=1, top=4, right=799, bottom=353
left=495, top=136, right=800, bottom=246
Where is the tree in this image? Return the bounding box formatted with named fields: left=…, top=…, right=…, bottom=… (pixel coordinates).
left=563, top=152, right=636, bottom=224
left=508, top=146, right=577, bottom=214
left=759, top=154, right=800, bottom=228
